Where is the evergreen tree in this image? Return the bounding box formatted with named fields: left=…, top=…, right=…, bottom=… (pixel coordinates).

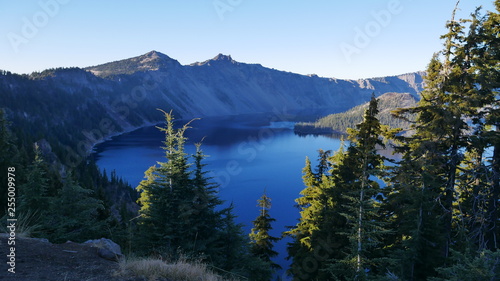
left=386, top=2, right=500, bottom=278
left=249, top=192, right=281, bottom=280
left=471, top=0, right=500, bottom=252
left=326, top=95, right=389, bottom=280
left=136, top=110, right=197, bottom=256
left=213, top=203, right=252, bottom=275
left=19, top=144, right=50, bottom=215
left=0, top=109, right=20, bottom=218
left=285, top=153, right=336, bottom=280
left=48, top=173, right=105, bottom=243
left=287, top=96, right=389, bottom=280
left=188, top=143, right=226, bottom=256
left=388, top=54, right=460, bottom=279
left=135, top=110, right=256, bottom=277
left=428, top=250, right=500, bottom=281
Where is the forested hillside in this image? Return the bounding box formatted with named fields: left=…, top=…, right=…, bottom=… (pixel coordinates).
left=294, top=92, right=418, bottom=135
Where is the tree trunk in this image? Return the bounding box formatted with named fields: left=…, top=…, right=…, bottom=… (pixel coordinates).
left=486, top=126, right=500, bottom=250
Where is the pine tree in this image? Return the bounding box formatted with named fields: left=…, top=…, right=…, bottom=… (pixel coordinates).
left=213, top=203, right=255, bottom=276
left=249, top=192, right=281, bottom=280
left=136, top=110, right=197, bottom=256
left=472, top=0, right=500, bottom=252
left=0, top=109, right=20, bottom=218
left=386, top=3, right=500, bottom=278
left=428, top=250, right=500, bottom=281
left=285, top=154, right=335, bottom=280
left=19, top=144, right=50, bottom=215
left=48, top=173, right=105, bottom=243
left=187, top=143, right=226, bottom=258
left=389, top=54, right=459, bottom=279
left=135, top=110, right=255, bottom=277
left=326, top=95, right=389, bottom=280
left=286, top=96, right=389, bottom=280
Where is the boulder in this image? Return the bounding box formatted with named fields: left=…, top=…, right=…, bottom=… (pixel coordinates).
left=84, top=238, right=122, bottom=261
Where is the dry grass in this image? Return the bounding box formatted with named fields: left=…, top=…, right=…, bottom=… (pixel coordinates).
left=116, top=256, right=232, bottom=281
left=0, top=210, right=41, bottom=238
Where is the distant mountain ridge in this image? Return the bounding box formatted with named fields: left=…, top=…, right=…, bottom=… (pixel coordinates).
left=0, top=51, right=425, bottom=157
left=83, top=51, right=424, bottom=118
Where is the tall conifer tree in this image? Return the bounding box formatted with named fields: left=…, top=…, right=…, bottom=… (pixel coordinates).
left=136, top=110, right=197, bottom=255
left=287, top=96, right=388, bottom=280
left=49, top=173, right=105, bottom=242
left=249, top=191, right=281, bottom=280
left=326, top=95, right=389, bottom=280
left=0, top=109, right=20, bottom=218
left=286, top=152, right=336, bottom=280
left=19, top=144, right=50, bottom=214
left=388, top=2, right=500, bottom=278
left=135, top=110, right=255, bottom=277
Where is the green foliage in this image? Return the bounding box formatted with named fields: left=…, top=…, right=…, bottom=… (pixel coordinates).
left=386, top=52, right=465, bottom=279
left=19, top=144, right=50, bottom=214
left=287, top=96, right=391, bottom=280
left=429, top=250, right=500, bottom=281
left=295, top=92, right=417, bottom=135
left=0, top=2, right=499, bottom=280
left=0, top=109, right=21, bottom=218
left=0, top=107, right=131, bottom=246
left=47, top=174, right=107, bottom=243
left=382, top=3, right=500, bottom=280
left=285, top=150, right=337, bottom=280
left=325, top=95, right=391, bottom=280
left=136, top=111, right=207, bottom=256
left=135, top=110, right=259, bottom=278
left=249, top=192, right=281, bottom=280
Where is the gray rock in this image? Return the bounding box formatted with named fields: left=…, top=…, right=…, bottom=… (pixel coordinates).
left=97, top=247, right=120, bottom=261
left=84, top=238, right=122, bottom=261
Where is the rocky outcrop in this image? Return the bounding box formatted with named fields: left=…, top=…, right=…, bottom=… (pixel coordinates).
left=84, top=238, right=123, bottom=262
left=0, top=235, right=124, bottom=280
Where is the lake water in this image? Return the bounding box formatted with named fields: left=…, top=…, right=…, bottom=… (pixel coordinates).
left=93, top=114, right=343, bottom=278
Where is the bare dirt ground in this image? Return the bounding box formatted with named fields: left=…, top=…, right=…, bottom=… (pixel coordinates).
left=0, top=234, right=142, bottom=281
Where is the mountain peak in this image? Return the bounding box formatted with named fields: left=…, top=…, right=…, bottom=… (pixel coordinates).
left=86, top=51, right=180, bottom=78
left=142, top=50, right=171, bottom=61
left=212, top=53, right=233, bottom=62
left=191, top=53, right=238, bottom=67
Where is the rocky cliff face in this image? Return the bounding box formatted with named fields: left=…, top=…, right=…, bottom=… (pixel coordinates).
left=83, top=51, right=424, bottom=119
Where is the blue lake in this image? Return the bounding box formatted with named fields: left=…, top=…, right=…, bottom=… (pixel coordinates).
left=93, top=114, right=343, bottom=278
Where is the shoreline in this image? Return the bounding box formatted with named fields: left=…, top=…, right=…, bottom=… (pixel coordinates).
left=87, top=113, right=259, bottom=155
left=88, top=120, right=162, bottom=155
left=293, top=123, right=346, bottom=136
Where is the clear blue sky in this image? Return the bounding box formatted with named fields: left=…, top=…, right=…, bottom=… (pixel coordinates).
left=0, top=0, right=496, bottom=79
